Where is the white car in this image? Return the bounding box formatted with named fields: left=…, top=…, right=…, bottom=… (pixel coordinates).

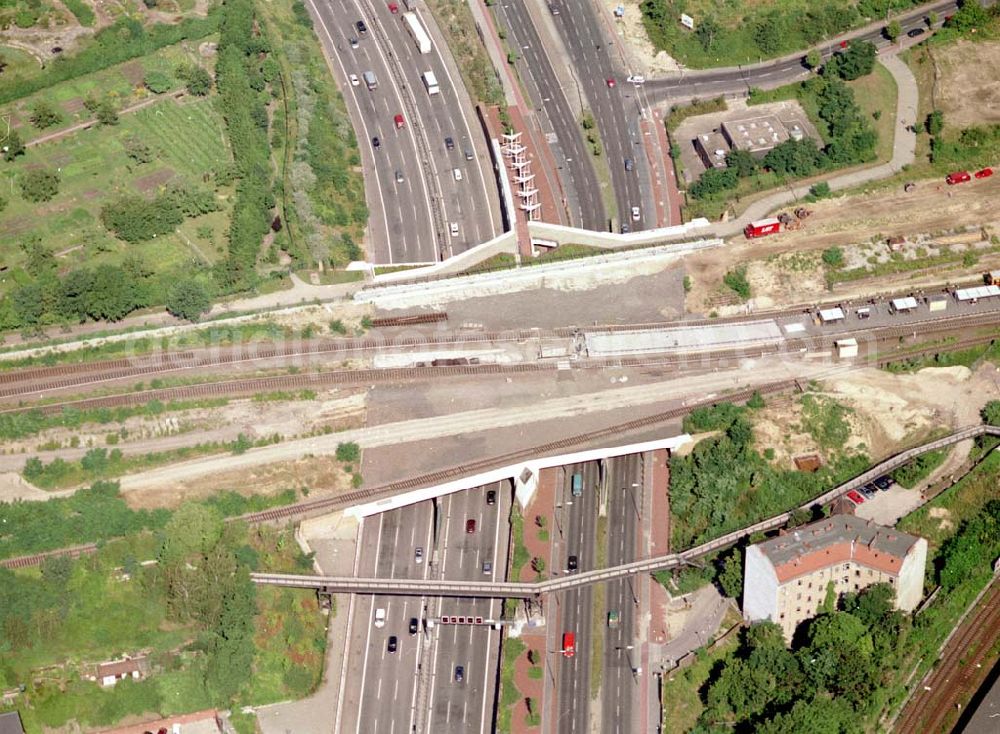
left=374, top=608, right=386, bottom=628
left=626, top=74, right=645, bottom=85
left=349, top=73, right=359, bottom=86
left=631, top=206, right=641, bottom=221
left=449, top=222, right=459, bottom=237
left=453, top=168, right=463, bottom=181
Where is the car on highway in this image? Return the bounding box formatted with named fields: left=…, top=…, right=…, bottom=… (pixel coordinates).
left=409, top=617, right=419, bottom=635
left=464, top=148, right=474, bottom=161
left=453, top=168, right=463, bottom=182
left=388, top=1, right=399, bottom=12
left=349, top=73, right=359, bottom=86
left=608, top=610, right=620, bottom=628
left=454, top=665, right=464, bottom=683
left=414, top=546, right=423, bottom=563
left=375, top=608, right=386, bottom=627
left=846, top=490, right=865, bottom=505
left=567, top=554, right=578, bottom=571
left=395, top=170, right=404, bottom=183
left=624, top=158, right=634, bottom=172
left=873, top=476, right=892, bottom=491
left=449, top=222, right=459, bottom=237
left=387, top=635, right=398, bottom=653
left=906, top=27, right=925, bottom=38
left=606, top=78, right=616, bottom=88
left=631, top=206, right=640, bottom=221
left=482, top=561, right=492, bottom=575
left=626, top=74, right=645, bottom=85
left=349, top=36, right=359, bottom=48
left=444, top=136, right=454, bottom=151
left=394, top=113, right=405, bottom=129
left=466, top=518, right=476, bottom=533
left=356, top=20, right=368, bottom=35
left=372, top=135, right=381, bottom=149
left=549, top=3, right=559, bottom=15
left=620, top=224, right=630, bottom=234
left=486, top=489, right=497, bottom=505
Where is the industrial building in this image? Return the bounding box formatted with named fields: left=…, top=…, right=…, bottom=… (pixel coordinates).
left=694, top=112, right=812, bottom=170
left=742, top=515, right=927, bottom=642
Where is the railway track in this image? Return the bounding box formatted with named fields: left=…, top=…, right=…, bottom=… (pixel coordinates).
left=894, top=578, right=1000, bottom=734
left=2, top=304, right=999, bottom=401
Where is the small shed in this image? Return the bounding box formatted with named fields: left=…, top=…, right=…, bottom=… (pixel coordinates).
left=886, top=235, right=906, bottom=251
left=836, top=338, right=859, bottom=358
left=793, top=454, right=822, bottom=472
left=98, top=656, right=146, bottom=687
left=928, top=295, right=948, bottom=312
left=818, top=307, right=845, bottom=323
left=890, top=297, right=919, bottom=313
left=0, top=712, right=25, bottom=734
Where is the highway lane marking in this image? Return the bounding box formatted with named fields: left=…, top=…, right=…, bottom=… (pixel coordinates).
left=354, top=512, right=385, bottom=734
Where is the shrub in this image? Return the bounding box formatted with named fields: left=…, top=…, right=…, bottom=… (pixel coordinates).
left=335, top=442, right=360, bottom=463
left=166, top=279, right=212, bottom=322
left=2, top=130, right=25, bottom=161
left=822, top=247, right=845, bottom=268
left=122, top=136, right=153, bottom=163
left=723, top=267, right=751, bottom=300
left=144, top=70, right=173, bottom=94
left=809, top=181, right=831, bottom=200
left=926, top=110, right=944, bottom=136
left=100, top=194, right=184, bottom=242
left=96, top=99, right=119, bottom=125
left=19, top=168, right=60, bottom=202
left=29, top=100, right=62, bottom=129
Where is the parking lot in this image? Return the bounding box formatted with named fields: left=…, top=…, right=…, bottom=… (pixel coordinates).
left=851, top=481, right=926, bottom=525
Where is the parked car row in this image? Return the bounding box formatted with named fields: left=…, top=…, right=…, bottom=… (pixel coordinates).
left=846, top=475, right=893, bottom=505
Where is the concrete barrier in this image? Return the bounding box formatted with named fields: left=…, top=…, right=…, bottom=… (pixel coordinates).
left=372, top=230, right=518, bottom=284
left=527, top=217, right=712, bottom=248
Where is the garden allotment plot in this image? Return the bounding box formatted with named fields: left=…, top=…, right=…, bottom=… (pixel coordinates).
left=0, top=95, right=232, bottom=295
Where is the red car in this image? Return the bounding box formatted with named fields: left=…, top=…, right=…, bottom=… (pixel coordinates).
left=839, top=40, right=848, bottom=49
left=466, top=519, right=476, bottom=534
left=606, top=78, right=615, bottom=88
left=388, top=2, right=399, bottom=12
left=846, top=490, right=865, bottom=505
left=946, top=171, right=971, bottom=185
left=394, top=113, right=405, bottom=129
left=975, top=167, right=994, bottom=179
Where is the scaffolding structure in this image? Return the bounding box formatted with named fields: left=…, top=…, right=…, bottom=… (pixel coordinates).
left=501, top=131, right=540, bottom=221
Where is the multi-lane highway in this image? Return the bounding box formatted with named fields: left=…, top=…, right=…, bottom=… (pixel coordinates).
left=423, top=481, right=508, bottom=734
left=493, top=1, right=606, bottom=230
left=602, top=453, right=641, bottom=734
left=547, top=1, right=653, bottom=232
left=338, top=481, right=509, bottom=733
left=306, top=0, right=500, bottom=264
left=555, top=461, right=600, bottom=734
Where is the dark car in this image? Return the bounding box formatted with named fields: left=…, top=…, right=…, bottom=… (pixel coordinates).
left=387, top=635, right=398, bottom=653
left=372, top=135, right=381, bottom=149
left=356, top=20, right=368, bottom=34
left=624, top=158, right=634, bottom=172
left=466, top=518, right=476, bottom=534
left=409, top=617, right=419, bottom=635
left=486, top=489, right=497, bottom=505
left=859, top=484, right=877, bottom=498
left=874, top=476, right=892, bottom=491
left=567, top=554, right=578, bottom=571
left=907, top=27, right=925, bottom=38
left=444, top=136, right=455, bottom=151
left=454, top=665, right=464, bottom=683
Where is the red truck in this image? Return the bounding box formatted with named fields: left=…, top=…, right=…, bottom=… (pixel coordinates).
left=946, top=171, right=971, bottom=185
left=744, top=217, right=782, bottom=239
left=562, top=632, right=576, bottom=658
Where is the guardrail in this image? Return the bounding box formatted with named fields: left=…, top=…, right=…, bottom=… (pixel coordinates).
left=250, top=425, right=1000, bottom=598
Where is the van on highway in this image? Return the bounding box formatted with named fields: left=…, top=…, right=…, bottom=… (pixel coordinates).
left=363, top=70, right=378, bottom=90
left=374, top=608, right=386, bottom=628
left=571, top=473, right=583, bottom=497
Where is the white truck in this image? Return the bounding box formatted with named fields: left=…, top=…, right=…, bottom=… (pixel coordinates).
left=403, top=11, right=432, bottom=54
left=421, top=70, right=440, bottom=95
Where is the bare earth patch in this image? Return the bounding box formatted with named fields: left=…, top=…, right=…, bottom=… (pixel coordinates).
left=935, top=40, right=1000, bottom=128
left=133, top=168, right=176, bottom=193
left=928, top=506, right=955, bottom=532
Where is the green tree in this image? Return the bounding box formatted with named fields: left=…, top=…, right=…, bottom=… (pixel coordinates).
left=763, top=138, right=822, bottom=177
left=29, top=99, right=62, bottom=129
left=716, top=548, right=743, bottom=599
left=723, top=267, right=751, bottom=300
left=926, top=110, right=944, bottom=136
left=822, top=247, right=844, bottom=268
left=885, top=20, right=902, bottom=43
left=828, top=41, right=877, bottom=81
left=753, top=20, right=783, bottom=55
left=166, top=278, right=212, bottom=321
left=96, top=99, right=120, bottom=125
left=85, top=264, right=143, bottom=321
left=143, top=70, right=172, bottom=94
left=695, top=15, right=721, bottom=52
left=2, top=129, right=25, bottom=161
left=982, top=400, right=1000, bottom=426
left=19, top=168, right=60, bottom=202
left=948, top=0, right=990, bottom=33
left=336, top=441, right=360, bottom=462
left=689, top=167, right=739, bottom=199
left=805, top=49, right=822, bottom=71
left=818, top=580, right=837, bottom=614
left=928, top=11, right=939, bottom=27
left=122, top=135, right=153, bottom=163
left=185, top=65, right=213, bottom=95
left=724, top=149, right=758, bottom=177
left=809, top=181, right=831, bottom=199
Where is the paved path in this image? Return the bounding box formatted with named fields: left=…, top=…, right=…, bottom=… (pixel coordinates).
left=658, top=586, right=730, bottom=669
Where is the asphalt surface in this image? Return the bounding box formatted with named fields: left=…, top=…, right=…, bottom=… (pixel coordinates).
left=423, top=481, right=508, bottom=734
left=548, top=0, right=653, bottom=232
left=643, top=0, right=964, bottom=104
left=307, top=0, right=500, bottom=265
left=601, top=453, right=641, bottom=734
left=493, top=1, right=606, bottom=230
left=555, top=460, right=600, bottom=734
left=340, top=482, right=508, bottom=734
left=341, top=503, right=435, bottom=734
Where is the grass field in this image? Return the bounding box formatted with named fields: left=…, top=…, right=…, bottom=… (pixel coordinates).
left=0, top=45, right=41, bottom=81
left=0, top=93, right=231, bottom=295
left=850, top=61, right=898, bottom=163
